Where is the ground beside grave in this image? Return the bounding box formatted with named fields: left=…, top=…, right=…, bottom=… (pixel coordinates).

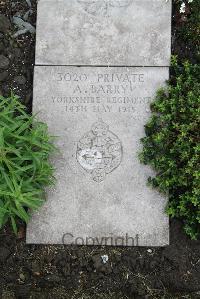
left=0, top=1, right=199, bottom=298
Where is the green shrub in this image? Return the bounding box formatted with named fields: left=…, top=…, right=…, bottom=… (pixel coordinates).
left=140, top=57, right=200, bottom=239
left=0, top=94, right=56, bottom=234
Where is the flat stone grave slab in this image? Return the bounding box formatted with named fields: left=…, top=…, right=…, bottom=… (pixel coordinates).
left=36, top=0, right=171, bottom=66
left=26, top=66, right=169, bottom=246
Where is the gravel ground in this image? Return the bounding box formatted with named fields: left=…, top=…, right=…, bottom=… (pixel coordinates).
left=0, top=1, right=200, bottom=298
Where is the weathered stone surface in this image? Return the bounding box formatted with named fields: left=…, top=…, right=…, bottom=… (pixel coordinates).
left=27, top=66, right=169, bottom=246
left=35, top=0, right=171, bottom=66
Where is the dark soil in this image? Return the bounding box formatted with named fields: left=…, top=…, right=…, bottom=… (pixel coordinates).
left=0, top=1, right=200, bottom=298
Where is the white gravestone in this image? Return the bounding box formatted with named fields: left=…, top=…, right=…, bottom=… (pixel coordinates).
left=36, top=0, right=171, bottom=66
left=27, top=0, right=172, bottom=246
left=26, top=66, right=169, bottom=246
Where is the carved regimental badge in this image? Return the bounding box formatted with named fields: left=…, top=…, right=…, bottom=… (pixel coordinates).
left=77, top=0, right=133, bottom=16
left=77, top=120, right=123, bottom=182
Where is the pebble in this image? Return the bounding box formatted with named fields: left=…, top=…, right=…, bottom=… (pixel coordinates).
left=0, top=70, right=8, bottom=82
left=0, top=15, right=11, bottom=33
left=0, top=55, right=10, bottom=69
left=12, top=47, right=22, bottom=59
left=101, top=255, right=109, bottom=264
left=92, top=254, right=112, bottom=274
left=14, top=75, right=27, bottom=85
left=31, top=261, right=41, bottom=273
left=19, top=273, right=26, bottom=282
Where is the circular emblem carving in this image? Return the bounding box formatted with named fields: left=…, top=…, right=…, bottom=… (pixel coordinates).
left=77, top=120, right=122, bottom=182
left=77, top=0, right=133, bottom=16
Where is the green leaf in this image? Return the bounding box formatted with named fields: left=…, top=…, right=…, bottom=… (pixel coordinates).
left=0, top=94, right=56, bottom=233
left=11, top=216, right=18, bottom=235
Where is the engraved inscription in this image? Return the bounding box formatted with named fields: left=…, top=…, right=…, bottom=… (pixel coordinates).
left=77, top=0, right=133, bottom=16
left=52, top=70, right=151, bottom=117
left=77, top=119, right=122, bottom=182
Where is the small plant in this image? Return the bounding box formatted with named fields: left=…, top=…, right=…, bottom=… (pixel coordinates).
left=140, top=57, right=200, bottom=239
left=0, top=94, right=56, bottom=234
